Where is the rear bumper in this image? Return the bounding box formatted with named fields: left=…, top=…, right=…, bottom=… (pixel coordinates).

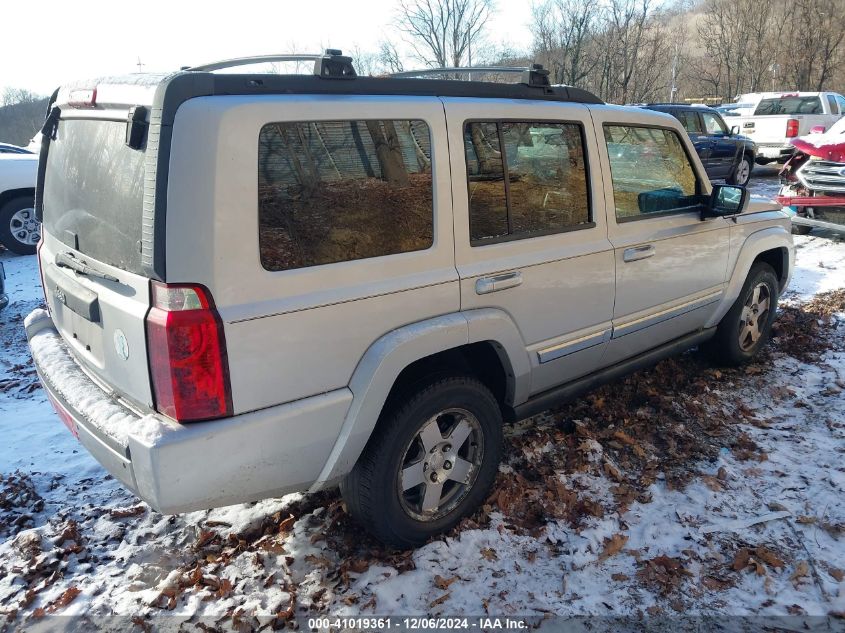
left=756, top=146, right=793, bottom=163
left=25, top=309, right=352, bottom=513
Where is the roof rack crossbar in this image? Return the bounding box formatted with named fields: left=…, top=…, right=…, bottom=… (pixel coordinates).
left=390, top=66, right=530, bottom=77
left=184, top=50, right=356, bottom=78
left=391, top=64, right=551, bottom=88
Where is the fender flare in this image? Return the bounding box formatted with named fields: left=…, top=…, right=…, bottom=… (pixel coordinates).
left=309, top=308, right=529, bottom=490
left=705, top=226, right=793, bottom=328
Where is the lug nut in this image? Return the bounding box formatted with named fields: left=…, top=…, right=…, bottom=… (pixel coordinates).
left=443, top=445, right=451, bottom=453
left=444, top=461, right=452, bottom=470
left=430, top=473, right=439, bottom=483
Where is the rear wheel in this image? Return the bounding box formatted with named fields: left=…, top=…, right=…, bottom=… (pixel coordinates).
left=703, top=263, right=779, bottom=366
left=0, top=195, right=39, bottom=255
left=727, top=155, right=752, bottom=186
left=341, top=376, right=503, bottom=549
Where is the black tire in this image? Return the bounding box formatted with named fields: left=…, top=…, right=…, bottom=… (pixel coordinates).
left=791, top=223, right=812, bottom=235
left=0, top=195, right=39, bottom=255
left=341, top=376, right=503, bottom=549
left=726, top=155, right=753, bottom=186
left=703, top=263, right=779, bottom=366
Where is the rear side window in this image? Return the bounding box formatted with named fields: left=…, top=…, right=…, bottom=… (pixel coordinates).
left=258, top=120, right=433, bottom=271
left=674, top=111, right=702, bottom=134
left=604, top=125, right=699, bottom=221
left=464, top=121, right=591, bottom=245
left=827, top=95, right=839, bottom=114
left=754, top=96, right=822, bottom=115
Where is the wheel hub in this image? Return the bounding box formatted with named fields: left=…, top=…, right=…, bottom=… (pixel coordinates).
left=738, top=282, right=771, bottom=352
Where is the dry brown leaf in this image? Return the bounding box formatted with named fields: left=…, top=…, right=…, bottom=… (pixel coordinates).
left=599, top=534, right=628, bottom=562
left=826, top=565, right=844, bottom=582
left=429, top=592, right=451, bottom=608
left=701, top=576, right=732, bottom=591
left=480, top=548, right=498, bottom=562
left=278, top=515, right=295, bottom=533
left=434, top=575, right=459, bottom=590
left=790, top=561, right=810, bottom=585
left=47, top=587, right=81, bottom=613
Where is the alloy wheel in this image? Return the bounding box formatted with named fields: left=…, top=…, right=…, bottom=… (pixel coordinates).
left=738, top=282, right=770, bottom=352
left=397, top=407, right=484, bottom=522
left=9, top=207, right=40, bottom=246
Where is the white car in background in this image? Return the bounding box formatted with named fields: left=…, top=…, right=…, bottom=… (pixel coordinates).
left=736, top=91, right=845, bottom=165
left=0, top=153, right=39, bottom=254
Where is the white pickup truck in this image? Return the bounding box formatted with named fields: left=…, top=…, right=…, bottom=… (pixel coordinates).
left=736, top=91, right=845, bottom=165
left=0, top=153, right=39, bottom=254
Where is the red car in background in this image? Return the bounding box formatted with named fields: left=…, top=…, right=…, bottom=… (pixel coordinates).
left=778, top=118, right=845, bottom=234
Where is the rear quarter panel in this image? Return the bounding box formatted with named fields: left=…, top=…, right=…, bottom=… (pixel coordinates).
left=166, top=95, right=459, bottom=415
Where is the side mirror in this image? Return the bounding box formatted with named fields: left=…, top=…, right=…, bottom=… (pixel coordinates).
left=703, top=184, right=749, bottom=219
left=730, top=125, right=740, bottom=136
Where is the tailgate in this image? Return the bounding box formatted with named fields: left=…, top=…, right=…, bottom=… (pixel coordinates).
left=39, top=115, right=155, bottom=409
left=739, top=115, right=789, bottom=145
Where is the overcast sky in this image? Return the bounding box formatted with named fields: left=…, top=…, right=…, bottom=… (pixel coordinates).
left=1, top=0, right=533, bottom=97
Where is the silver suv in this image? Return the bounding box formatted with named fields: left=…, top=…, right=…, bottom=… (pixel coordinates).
left=26, top=52, right=794, bottom=548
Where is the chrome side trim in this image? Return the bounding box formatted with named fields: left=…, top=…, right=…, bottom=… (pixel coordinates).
left=537, top=328, right=612, bottom=364
left=613, top=290, right=723, bottom=339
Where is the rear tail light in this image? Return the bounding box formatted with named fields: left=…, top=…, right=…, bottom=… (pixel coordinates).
left=145, top=281, right=233, bottom=422
left=786, top=119, right=800, bottom=138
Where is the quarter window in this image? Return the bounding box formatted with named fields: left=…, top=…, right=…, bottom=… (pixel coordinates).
left=604, top=125, right=700, bottom=220
left=258, top=120, right=433, bottom=271
left=464, top=121, right=591, bottom=244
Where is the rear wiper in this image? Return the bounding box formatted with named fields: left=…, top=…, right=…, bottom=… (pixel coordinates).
left=55, top=251, right=119, bottom=283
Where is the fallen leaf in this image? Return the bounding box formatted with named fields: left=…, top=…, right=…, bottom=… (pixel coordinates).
left=599, top=534, right=628, bottom=562
left=434, top=575, right=458, bottom=590
left=429, top=592, right=450, bottom=608
left=480, top=548, right=498, bottom=562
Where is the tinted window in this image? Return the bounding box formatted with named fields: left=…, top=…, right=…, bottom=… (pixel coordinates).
left=675, top=111, right=702, bottom=134
left=827, top=95, right=839, bottom=114
left=837, top=96, right=845, bottom=112
left=701, top=112, right=727, bottom=135
left=604, top=125, right=700, bottom=220
left=754, top=96, right=822, bottom=115
left=464, top=121, right=590, bottom=244
left=258, top=120, right=433, bottom=271
left=43, top=119, right=146, bottom=274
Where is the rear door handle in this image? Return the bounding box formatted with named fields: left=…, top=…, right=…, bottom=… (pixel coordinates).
left=623, top=245, right=655, bottom=262
left=475, top=271, right=523, bottom=295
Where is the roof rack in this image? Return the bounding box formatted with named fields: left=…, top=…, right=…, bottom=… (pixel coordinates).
left=391, top=64, right=551, bottom=87
left=184, top=49, right=356, bottom=78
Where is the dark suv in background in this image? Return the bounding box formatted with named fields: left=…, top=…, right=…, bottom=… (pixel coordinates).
left=643, top=104, right=757, bottom=186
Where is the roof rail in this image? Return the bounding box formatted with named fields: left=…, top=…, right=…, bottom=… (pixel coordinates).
left=391, top=64, right=551, bottom=88
left=184, top=49, right=356, bottom=78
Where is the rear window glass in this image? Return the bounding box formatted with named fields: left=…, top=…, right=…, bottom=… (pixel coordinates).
left=754, top=97, right=822, bottom=115
left=43, top=119, right=146, bottom=274
left=258, top=120, right=433, bottom=271
left=464, top=121, right=591, bottom=244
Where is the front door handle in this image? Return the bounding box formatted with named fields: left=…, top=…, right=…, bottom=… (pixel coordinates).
left=475, top=271, right=523, bottom=295
left=623, top=245, right=655, bottom=262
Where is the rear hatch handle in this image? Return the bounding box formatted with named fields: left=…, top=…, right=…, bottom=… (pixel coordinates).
left=56, top=251, right=120, bottom=283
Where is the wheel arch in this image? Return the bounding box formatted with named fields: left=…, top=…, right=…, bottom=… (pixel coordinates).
left=309, top=308, right=530, bottom=490
left=0, top=188, right=35, bottom=210
left=706, top=227, right=794, bottom=329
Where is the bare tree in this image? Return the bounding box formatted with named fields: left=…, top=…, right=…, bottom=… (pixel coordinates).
left=531, top=0, right=600, bottom=86
left=378, top=40, right=406, bottom=73
left=396, top=0, right=493, bottom=68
